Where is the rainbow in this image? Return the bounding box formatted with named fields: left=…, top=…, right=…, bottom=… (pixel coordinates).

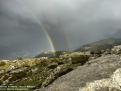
left=18, top=0, right=56, bottom=52
left=16, top=0, right=70, bottom=52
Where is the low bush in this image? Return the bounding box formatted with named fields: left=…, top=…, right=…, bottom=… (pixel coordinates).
left=0, top=61, right=6, bottom=66
left=9, top=71, right=27, bottom=81
left=71, top=55, right=89, bottom=64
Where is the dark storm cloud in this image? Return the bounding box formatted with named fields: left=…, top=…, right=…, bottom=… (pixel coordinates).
left=0, top=0, right=121, bottom=59
left=0, top=1, right=52, bottom=59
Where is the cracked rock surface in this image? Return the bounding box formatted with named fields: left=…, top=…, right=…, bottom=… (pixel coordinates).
left=37, top=55, right=121, bottom=91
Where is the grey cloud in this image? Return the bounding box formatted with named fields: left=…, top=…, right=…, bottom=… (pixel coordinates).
left=0, top=8, right=52, bottom=58
left=0, top=0, right=121, bottom=59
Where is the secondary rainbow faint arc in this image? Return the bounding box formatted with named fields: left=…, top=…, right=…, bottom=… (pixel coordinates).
left=19, top=0, right=55, bottom=52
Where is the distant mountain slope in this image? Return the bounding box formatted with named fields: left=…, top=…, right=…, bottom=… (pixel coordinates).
left=76, top=38, right=121, bottom=52
left=35, top=52, right=56, bottom=58
left=35, top=51, right=64, bottom=58
left=110, top=30, right=121, bottom=39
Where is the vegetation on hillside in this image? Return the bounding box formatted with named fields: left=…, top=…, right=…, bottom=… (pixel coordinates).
left=77, top=38, right=121, bottom=53
left=0, top=52, right=89, bottom=90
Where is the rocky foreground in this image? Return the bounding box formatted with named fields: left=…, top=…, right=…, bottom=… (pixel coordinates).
left=1, top=45, right=121, bottom=91
left=38, top=54, right=121, bottom=91
left=37, top=45, right=121, bottom=91
left=0, top=52, right=89, bottom=91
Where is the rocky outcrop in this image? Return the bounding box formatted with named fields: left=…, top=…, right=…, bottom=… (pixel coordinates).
left=80, top=68, right=121, bottom=91
left=0, top=54, right=89, bottom=90
left=37, top=55, right=121, bottom=91
left=41, top=63, right=73, bottom=88
left=1, top=48, right=121, bottom=91
left=112, top=45, right=121, bottom=54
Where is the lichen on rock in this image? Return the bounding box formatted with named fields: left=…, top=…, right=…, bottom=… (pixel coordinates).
left=80, top=68, right=121, bottom=91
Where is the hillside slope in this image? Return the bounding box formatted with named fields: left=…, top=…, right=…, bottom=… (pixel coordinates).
left=76, top=38, right=121, bottom=52
left=0, top=52, right=89, bottom=90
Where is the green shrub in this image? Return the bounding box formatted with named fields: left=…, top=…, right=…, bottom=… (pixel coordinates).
left=17, top=57, right=23, bottom=60
left=55, top=51, right=63, bottom=58
left=0, top=80, right=2, bottom=85
left=2, top=74, right=9, bottom=81
left=9, top=71, right=27, bottom=81
left=71, top=55, right=89, bottom=65
left=0, top=61, right=6, bottom=66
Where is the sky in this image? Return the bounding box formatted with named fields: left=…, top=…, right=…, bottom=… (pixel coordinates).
left=0, top=0, right=121, bottom=59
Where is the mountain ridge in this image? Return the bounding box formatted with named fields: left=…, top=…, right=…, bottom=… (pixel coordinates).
left=76, top=38, right=121, bottom=53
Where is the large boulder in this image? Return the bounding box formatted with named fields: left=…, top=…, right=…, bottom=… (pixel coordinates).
left=37, top=55, right=121, bottom=91
left=80, top=68, right=121, bottom=91
left=112, top=45, right=121, bottom=54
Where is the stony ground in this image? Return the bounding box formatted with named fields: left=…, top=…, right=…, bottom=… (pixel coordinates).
left=1, top=45, right=121, bottom=91
left=37, top=54, right=121, bottom=91
left=0, top=52, right=89, bottom=91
